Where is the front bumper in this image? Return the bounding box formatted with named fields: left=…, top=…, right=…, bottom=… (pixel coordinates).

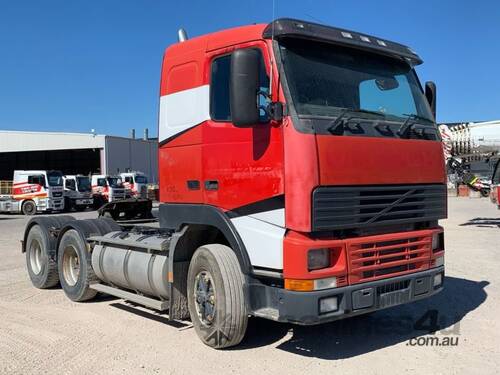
left=45, top=198, right=64, bottom=211
left=248, top=266, right=444, bottom=325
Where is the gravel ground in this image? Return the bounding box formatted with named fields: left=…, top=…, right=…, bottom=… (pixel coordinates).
left=0, top=197, right=499, bottom=374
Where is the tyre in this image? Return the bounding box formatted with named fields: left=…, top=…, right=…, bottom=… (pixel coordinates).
left=92, top=196, right=102, bottom=210
left=22, top=200, right=37, bottom=216
left=63, top=197, right=72, bottom=212
left=25, top=225, right=59, bottom=288
left=187, top=244, right=247, bottom=349
left=57, top=229, right=98, bottom=302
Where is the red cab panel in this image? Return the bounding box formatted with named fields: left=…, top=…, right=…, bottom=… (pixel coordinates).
left=316, top=136, right=446, bottom=185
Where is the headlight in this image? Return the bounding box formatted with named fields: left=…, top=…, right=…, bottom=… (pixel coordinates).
left=308, top=248, right=330, bottom=271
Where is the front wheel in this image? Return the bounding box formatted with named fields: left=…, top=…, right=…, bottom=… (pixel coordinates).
left=22, top=200, right=37, bottom=216
left=187, top=244, right=248, bottom=349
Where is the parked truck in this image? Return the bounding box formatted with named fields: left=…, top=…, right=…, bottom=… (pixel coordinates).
left=1, top=170, right=64, bottom=215
left=490, top=159, right=500, bottom=208
left=91, top=174, right=126, bottom=208
left=121, top=172, right=148, bottom=199
left=63, top=175, right=93, bottom=211
left=22, top=19, right=446, bottom=348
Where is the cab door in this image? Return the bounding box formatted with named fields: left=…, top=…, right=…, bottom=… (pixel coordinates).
left=202, top=42, right=284, bottom=211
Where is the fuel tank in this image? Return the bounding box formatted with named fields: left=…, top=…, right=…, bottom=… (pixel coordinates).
left=91, top=232, right=170, bottom=299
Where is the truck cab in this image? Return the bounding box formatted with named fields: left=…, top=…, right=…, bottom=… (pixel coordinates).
left=157, top=18, right=445, bottom=331
left=63, top=175, right=93, bottom=211
left=120, top=172, right=148, bottom=199
left=1, top=170, right=65, bottom=215
left=91, top=175, right=126, bottom=207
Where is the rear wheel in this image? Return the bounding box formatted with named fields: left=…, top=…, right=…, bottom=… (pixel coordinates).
left=25, top=225, right=59, bottom=288
left=57, top=229, right=97, bottom=301
left=22, top=200, right=36, bottom=216
left=187, top=244, right=247, bottom=349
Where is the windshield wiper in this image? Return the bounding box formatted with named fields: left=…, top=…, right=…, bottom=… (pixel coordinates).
left=398, top=114, right=434, bottom=138
left=402, top=113, right=434, bottom=124
left=327, top=108, right=385, bottom=135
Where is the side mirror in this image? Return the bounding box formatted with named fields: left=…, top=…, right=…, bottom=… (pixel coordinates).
left=230, top=49, right=260, bottom=126
left=425, top=81, right=437, bottom=119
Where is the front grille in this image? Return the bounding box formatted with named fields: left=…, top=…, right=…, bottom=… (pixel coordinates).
left=312, top=184, right=447, bottom=231
left=52, top=192, right=63, bottom=197
left=347, top=233, right=431, bottom=284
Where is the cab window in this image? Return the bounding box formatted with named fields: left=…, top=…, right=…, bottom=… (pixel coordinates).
left=28, top=175, right=45, bottom=186
left=65, top=179, right=76, bottom=190
left=97, top=178, right=107, bottom=187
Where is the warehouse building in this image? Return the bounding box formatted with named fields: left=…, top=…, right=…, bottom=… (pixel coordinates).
left=0, top=130, right=158, bottom=182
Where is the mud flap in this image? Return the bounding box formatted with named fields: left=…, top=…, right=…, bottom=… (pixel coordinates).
left=169, top=261, right=190, bottom=320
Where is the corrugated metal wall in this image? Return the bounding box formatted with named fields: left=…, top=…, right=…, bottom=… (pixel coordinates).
left=104, top=136, right=158, bottom=182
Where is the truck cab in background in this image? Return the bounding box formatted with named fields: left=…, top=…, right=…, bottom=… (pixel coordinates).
left=63, top=175, right=93, bottom=211
left=490, top=159, right=500, bottom=208
left=0, top=170, right=64, bottom=215
left=120, top=172, right=148, bottom=199
left=91, top=175, right=126, bottom=208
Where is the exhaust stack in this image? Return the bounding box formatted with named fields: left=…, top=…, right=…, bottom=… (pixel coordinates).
left=178, top=28, right=188, bottom=42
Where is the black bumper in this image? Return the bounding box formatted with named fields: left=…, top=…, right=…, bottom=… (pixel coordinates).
left=248, top=267, right=444, bottom=325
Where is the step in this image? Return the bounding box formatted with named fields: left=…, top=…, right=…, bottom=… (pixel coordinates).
left=90, top=283, right=169, bottom=311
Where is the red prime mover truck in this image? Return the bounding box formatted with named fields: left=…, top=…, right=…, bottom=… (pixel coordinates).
left=22, top=19, right=446, bottom=348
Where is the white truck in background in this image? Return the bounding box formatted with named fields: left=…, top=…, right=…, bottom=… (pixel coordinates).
left=0, top=170, right=64, bottom=215
left=63, top=175, right=93, bottom=211
left=91, top=175, right=126, bottom=208
left=120, top=172, right=148, bottom=199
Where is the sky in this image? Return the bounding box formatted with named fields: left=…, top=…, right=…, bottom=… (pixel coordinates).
left=0, top=0, right=499, bottom=137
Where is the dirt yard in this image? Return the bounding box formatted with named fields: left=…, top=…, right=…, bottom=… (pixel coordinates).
left=1, top=197, right=499, bottom=374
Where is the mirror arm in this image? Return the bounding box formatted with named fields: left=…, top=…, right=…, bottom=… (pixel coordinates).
left=262, top=102, right=283, bottom=122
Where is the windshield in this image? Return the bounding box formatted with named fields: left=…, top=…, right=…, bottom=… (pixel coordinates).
left=135, top=175, right=147, bottom=184
left=279, top=39, right=433, bottom=123
left=76, top=177, right=91, bottom=192
left=107, top=177, right=123, bottom=188
left=47, top=171, right=63, bottom=187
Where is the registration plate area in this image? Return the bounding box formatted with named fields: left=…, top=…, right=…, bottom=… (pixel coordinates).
left=351, top=275, right=432, bottom=310
left=76, top=199, right=92, bottom=205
